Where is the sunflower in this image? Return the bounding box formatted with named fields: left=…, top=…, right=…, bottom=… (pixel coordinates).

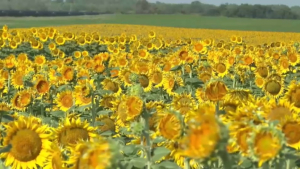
left=1, top=116, right=52, bottom=169
left=4, top=54, right=16, bottom=69
left=11, top=90, right=32, bottom=111
left=262, top=98, right=294, bottom=122
left=284, top=80, right=300, bottom=112
left=55, top=116, right=98, bottom=147
left=156, top=111, right=182, bottom=140
left=248, top=126, right=284, bottom=167
left=162, top=72, right=183, bottom=96
left=263, top=78, right=284, bottom=98
left=43, top=142, right=66, bottom=169
left=110, top=95, right=143, bottom=132
left=55, top=36, right=65, bottom=45
left=96, top=115, right=115, bottom=133
left=172, top=93, right=195, bottom=115
left=162, top=141, right=201, bottom=169
left=138, top=74, right=152, bottom=92
left=254, top=76, right=265, bottom=88
left=101, top=78, right=122, bottom=96
left=193, top=40, right=207, bottom=53
left=55, top=91, right=74, bottom=112
left=99, top=94, right=117, bottom=109
left=279, top=114, right=300, bottom=149
left=35, top=77, right=50, bottom=95
left=61, top=66, right=75, bottom=82
left=213, top=61, right=230, bottom=77
left=179, top=114, right=220, bottom=159
left=74, top=82, right=93, bottom=106
left=287, top=51, right=299, bottom=66
left=67, top=138, right=112, bottom=169
left=204, top=79, right=228, bottom=102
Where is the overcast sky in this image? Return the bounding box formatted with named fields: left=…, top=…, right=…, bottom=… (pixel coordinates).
left=147, top=0, right=299, bottom=7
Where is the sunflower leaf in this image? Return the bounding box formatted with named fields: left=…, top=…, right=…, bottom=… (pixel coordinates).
left=151, top=147, right=171, bottom=162
left=50, top=110, right=65, bottom=118
left=157, top=161, right=180, bottom=169
left=170, top=65, right=181, bottom=71
left=97, top=110, right=112, bottom=115
left=130, top=157, right=147, bottom=168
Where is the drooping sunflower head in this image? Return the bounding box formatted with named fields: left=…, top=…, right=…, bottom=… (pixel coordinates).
left=204, top=79, right=228, bottom=102
left=1, top=115, right=52, bottom=169
left=55, top=116, right=98, bottom=148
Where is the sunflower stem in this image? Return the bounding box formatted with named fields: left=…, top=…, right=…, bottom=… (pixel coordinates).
left=286, top=160, right=290, bottom=169
left=91, top=92, right=96, bottom=126
left=142, top=107, right=152, bottom=169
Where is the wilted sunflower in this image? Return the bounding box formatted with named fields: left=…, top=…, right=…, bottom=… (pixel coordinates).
left=204, top=79, right=228, bottom=102
left=1, top=116, right=52, bottom=169
left=55, top=116, right=98, bottom=147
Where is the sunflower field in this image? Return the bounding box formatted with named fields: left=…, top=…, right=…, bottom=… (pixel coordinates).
left=0, top=23, right=300, bottom=169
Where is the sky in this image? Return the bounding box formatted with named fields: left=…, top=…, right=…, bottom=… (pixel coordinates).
left=147, top=0, right=298, bottom=7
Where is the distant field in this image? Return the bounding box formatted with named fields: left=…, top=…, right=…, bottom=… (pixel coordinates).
left=2, top=14, right=300, bottom=32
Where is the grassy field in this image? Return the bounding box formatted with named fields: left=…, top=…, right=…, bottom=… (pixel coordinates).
left=2, top=14, right=300, bottom=32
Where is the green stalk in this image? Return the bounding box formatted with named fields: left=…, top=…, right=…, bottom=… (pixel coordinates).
left=184, top=158, right=191, bottom=169
left=142, top=109, right=152, bottom=169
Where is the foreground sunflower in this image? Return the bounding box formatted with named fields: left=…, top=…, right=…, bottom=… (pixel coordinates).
left=1, top=116, right=52, bottom=169
left=67, top=138, right=112, bottom=169
left=55, top=115, right=98, bottom=147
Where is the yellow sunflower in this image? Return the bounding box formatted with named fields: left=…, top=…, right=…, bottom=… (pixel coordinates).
left=55, top=91, right=74, bottom=112
left=1, top=116, right=52, bottom=169
left=55, top=116, right=98, bottom=147
left=67, top=138, right=112, bottom=169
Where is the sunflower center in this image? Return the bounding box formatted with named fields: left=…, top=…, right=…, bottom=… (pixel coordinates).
left=61, top=94, right=73, bottom=108
left=215, top=63, right=226, bottom=73
left=254, top=133, right=281, bottom=157
left=10, top=129, right=42, bottom=162
left=265, top=80, right=281, bottom=95
left=139, top=75, right=149, bottom=88
left=59, top=128, right=89, bottom=146
left=36, top=80, right=49, bottom=93
left=282, top=122, right=300, bottom=145
left=223, top=103, right=237, bottom=113
left=199, top=73, right=211, bottom=83
left=63, top=68, right=74, bottom=80
left=257, top=67, right=268, bottom=78
left=268, top=106, right=291, bottom=121
left=152, top=72, right=162, bottom=84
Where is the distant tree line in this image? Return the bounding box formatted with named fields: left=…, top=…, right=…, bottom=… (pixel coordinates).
left=0, top=0, right=299, bottom=19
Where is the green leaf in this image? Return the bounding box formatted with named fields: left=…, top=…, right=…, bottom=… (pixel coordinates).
left=185, top=77, right=203, bottom=84
left=78, top=76, right=88, bottom=80
left=152, top=147, right=171, bottom=162
left=239, top=158, right=252, bottom=168
left=97, top=110, right=112, bottom=115
left=100, top=130, right=113, bottom=136
left=130, top=158, right=147, bottom=168
left=57, top=84, right=69, bottom=92
left=169, top=65, right=181, bottom=71
left=50, top=110, right=65, bottom=118
left=158, top=161, right=180, bottom=169
left=123, top=145, right=139, bottom=156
